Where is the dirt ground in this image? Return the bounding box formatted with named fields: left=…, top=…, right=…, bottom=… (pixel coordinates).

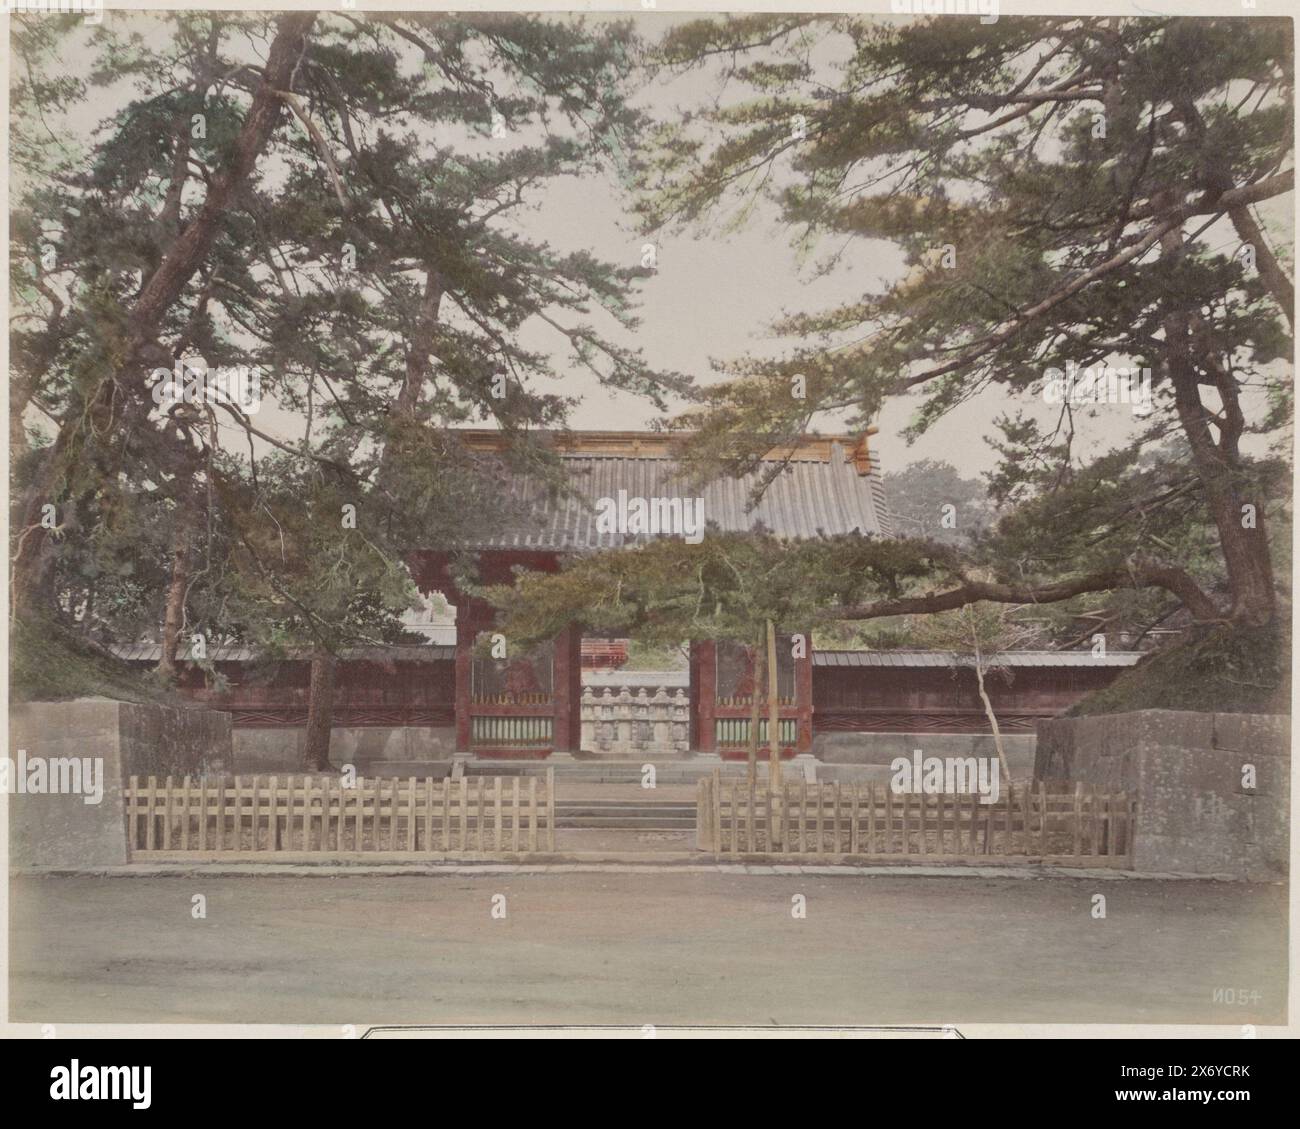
left=8, top=872, right=1286, bottom=1027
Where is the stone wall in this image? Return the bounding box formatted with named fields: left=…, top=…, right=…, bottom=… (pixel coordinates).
left=1035, top=710, right=1289, bottom=880
left=8, top=698, right=232, bottom=868
left=813, top=731, right=1037, bottom=779
left=232, top=725, right=456, bottom=772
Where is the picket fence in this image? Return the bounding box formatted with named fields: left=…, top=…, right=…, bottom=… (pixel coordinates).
left=125, top=772, right=556, bottom=855
left=696, top=774, right=1136, bottom=865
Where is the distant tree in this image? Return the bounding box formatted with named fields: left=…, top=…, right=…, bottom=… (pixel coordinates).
left=885, top=460, right=992, bottom=546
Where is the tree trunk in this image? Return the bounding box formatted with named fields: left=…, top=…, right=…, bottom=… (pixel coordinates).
left=1167, top=348, right=1276, bottom=625
left=971, top=659, right=1011, bottom=787
left=155, top=527, right=191, bottom=683
left=304, top=646, right=337, bottom=771
left=1159, top=220, right=1277, bottom=627
left=395, top=270, right=444, bottom=419
left=376, top=268, right=444, bottom=495
left=745, top=638, right=764, bottom=789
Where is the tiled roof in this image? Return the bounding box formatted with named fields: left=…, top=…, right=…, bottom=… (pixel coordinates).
left=110, top=643, right=455, bottom=663
left=455, top=434, right=891, bottom=550
left=813, top=650, right=1145, bottom=668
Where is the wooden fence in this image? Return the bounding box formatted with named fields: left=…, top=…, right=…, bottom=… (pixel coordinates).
left=126, top=772, right=556, bottom=856
left=695, top=774, right=1136, bottom=866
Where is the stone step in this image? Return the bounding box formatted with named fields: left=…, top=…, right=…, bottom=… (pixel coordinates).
left=557, top=798, right=694, bottom=829
left=363, top=759, right=792, bottom=785
left=557, top=801, right=696, bottom=809
left=559, top=822, right=702, bottom=827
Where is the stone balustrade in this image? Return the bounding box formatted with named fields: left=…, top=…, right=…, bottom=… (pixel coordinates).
left=580, top=685, right=690, bottom=757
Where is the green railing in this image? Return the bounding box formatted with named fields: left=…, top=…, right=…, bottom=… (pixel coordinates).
left=471, top=716, right=553, bottom=748
left=715, top=717, right=797, bottom=747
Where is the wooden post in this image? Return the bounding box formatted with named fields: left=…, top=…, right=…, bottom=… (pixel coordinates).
left=356, top=779, right=365, bottom=852
left=528, top=777, right=539, bottom=852
left=729, top=781, right=739, bottom=855
left=552, top=623, right=582, bottom=755
left=319, top=777, right=329, bottom=853
left=163, top=775, right=175, bottom=851
left=248, top=776, right=259, bottom=852
left=746, top=775, right=756, bottom=852
left=511, top=777, right=521, bottom=852
left=476, top=776, right=487, bottom=852
left=1038, top=782, right=1048, bottom=854
left=425, top=777, right=435, bottom=853
left=849, top=784, right=859, bottom=854
left=215, top=778, right=225, bottom=851
left=198, top=777, right=208, bottom=851
left=404, top=777, right=415, bottom=852
left=352, top=778, right=363, bottom=852
left=443, top=778, right=452, bottom=852
left=883, top=783, right=893, bottom=854
left=700, top=776, right=711, bottom=855
left=145, top=775, right=157, bottom=851
left=794, top=629, right=814, bottom=754
left=546, top=767, right=555, bottom=851
left=384, top=780, right=395, bottom=853
left=717, top=764, right=728, bottom=853
left=463, top=776, right=472, bottom=852
left=1072, top=782, right=1084, bottom=859
left=766, top=619, right=782, bottom=790
left=693, top=640, right=718, bottom=753
left=180, top=777, right=191, bottom=851
left=272, top=776, right=283, bottom=851
left=454, top=616, right=476, bottom=754
left=494, top=777, right=504, bottom=852
left=762, top=781, right=773, bottom=853
left=126, top=776, right=136, bottom=853
left=286, top=775, right=295, bottom=851
left=298, top=776, right=307, bottom=851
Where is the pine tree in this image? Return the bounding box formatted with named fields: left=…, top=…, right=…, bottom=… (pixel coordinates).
left=636, top=14, right=1292, bottom=628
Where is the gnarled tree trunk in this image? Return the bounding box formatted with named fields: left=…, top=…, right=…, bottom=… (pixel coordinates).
left=304, top=645, right=337, bottom=771
left=155, top=528, right=191, bottom=683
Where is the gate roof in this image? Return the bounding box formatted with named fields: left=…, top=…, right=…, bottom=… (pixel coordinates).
left=449, top=430, right=891, bottom=550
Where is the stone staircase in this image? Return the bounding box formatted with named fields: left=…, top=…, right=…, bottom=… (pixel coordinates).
left=554, top=797, right=695, bottom=831
left=359, top=758, right=791, bottom=834
left=366, top=758, right=784, bottom=786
